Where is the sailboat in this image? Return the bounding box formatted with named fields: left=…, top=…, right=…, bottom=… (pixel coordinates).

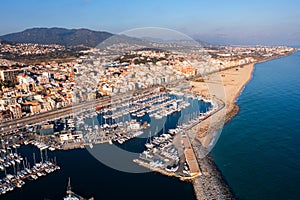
left=145, top=130, right=154, bottom=149
left=63, top=177, right=94, bottom=200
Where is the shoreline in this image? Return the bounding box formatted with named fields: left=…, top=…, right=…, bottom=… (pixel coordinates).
left=188, top=62, right=256, bottom=199
left=190, top=52, right=296, bottom=200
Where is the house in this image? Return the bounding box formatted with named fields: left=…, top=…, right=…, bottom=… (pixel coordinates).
left=0, top=109, right=12, bottom=121
left=8, top=104, right=22, bottom=119
left=21, top=101, right=41, bottom=114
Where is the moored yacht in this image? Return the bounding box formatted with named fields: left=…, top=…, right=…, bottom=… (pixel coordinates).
left=63, top=178, right=94, bottom=200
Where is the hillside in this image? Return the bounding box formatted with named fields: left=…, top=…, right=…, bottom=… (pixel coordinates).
left=0, top=27, right=114, bottom=47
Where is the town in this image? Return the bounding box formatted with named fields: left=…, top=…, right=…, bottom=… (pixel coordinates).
left=0, top=41, right=293, bottom=121
left=0, top=39, right=295, bottom=196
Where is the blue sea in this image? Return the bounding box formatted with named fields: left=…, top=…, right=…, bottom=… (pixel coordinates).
left=212, top=50, right=300, bottom=200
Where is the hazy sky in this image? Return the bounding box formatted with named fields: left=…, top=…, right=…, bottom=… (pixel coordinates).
left=1, top=0, right=300, bottom=45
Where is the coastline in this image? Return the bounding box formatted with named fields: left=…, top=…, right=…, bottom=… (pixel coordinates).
left=188, top=65, right=255, bottom=200
left=189, top=52, right=296, bottom=200
left=188, top=63, right=261, bottom=200
left=189, top=62, right=256, bottom=150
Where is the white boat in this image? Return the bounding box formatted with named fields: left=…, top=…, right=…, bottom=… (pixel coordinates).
left=117, top=139, right=124, bottom=144
left=154, top=114, right=162, bottom=119
left=132, top=131, right=143, bottom=137
left=64, top=178, right=92, bottom=200
left=165, top=165, right=179, bottom=172
left=37, top=172, right=43, bottom=177
left=16, top=180, right=25, bottom=188
left=49, top=147, right=56, bottom=151
left=145, top=143, right=154, bottom=149
left=39, top=145, right=49, bottom=150
left=31, top=174, right=38, bottom=180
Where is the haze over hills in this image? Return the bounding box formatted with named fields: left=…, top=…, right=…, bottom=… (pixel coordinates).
left=0, top=28, right=114, bottom=47
left=0, top=27, right=211, bottom=48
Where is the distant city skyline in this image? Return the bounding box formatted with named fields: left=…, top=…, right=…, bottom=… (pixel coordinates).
left=1, top=0, right=300, bottom=45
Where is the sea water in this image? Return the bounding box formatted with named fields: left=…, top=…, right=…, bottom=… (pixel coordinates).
left=212, top=51, right=300, bottom=200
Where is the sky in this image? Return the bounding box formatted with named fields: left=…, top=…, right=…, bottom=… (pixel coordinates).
left=1, top=0, right=300, bottom=45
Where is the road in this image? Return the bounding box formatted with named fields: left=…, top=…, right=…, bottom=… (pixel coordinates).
left=0, top=79, right=206, bottom=135
left=0, top=88, right=156, bottom=135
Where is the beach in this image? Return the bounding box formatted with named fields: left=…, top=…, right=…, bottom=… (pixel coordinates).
left=188, top=52, right=295, bottom=199
left=187, top=63, right=257, bottom=200
left=189, top=52, right=295, bottom=149
left=188, top=63, right=255, bottom=152
left=211, top=50, right=300, bottom=200
left=192, top=63, right=254, bottom=113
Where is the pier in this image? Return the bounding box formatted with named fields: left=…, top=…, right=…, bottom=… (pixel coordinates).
left=0, top=158, right=60, bottom=196
left=134, top=93, right=225, bottom=180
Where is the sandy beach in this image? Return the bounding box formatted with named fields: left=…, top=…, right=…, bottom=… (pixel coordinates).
left=188, top=52, right=296, bottom=200
left=187, top=64, right=255, bottom=200
left=192, top=63, right=254, bottom=112
left=220, top=63, right=255, bottom=112
left=189, top=63, right=255, bottom=148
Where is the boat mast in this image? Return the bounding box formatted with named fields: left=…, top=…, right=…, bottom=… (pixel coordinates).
left=33, top=152, right=36, bottom=165
left=45, top=149, right=48, bottom=161
left=146, top=130, right=152, bottom=144
left=67, top=177, right=72, bottom=195
left=23, top=159, right=26, bottom=170
left=40, top=150, right=43, bottom=163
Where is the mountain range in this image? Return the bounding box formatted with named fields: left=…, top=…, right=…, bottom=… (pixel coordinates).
left=0, top=28, right=113, bottom=47
left=0, top=27, right=210, bottom=47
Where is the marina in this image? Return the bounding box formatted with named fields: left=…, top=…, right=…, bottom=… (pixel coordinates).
left=4, top=87, right=216, bottom=153
left=0, top=86, right=218, bottom=198
left=0, top=144, right=196, bottom=200
left=134, top=96, right=222, bottom=179
left=0, top=145, right=60, bottom=196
